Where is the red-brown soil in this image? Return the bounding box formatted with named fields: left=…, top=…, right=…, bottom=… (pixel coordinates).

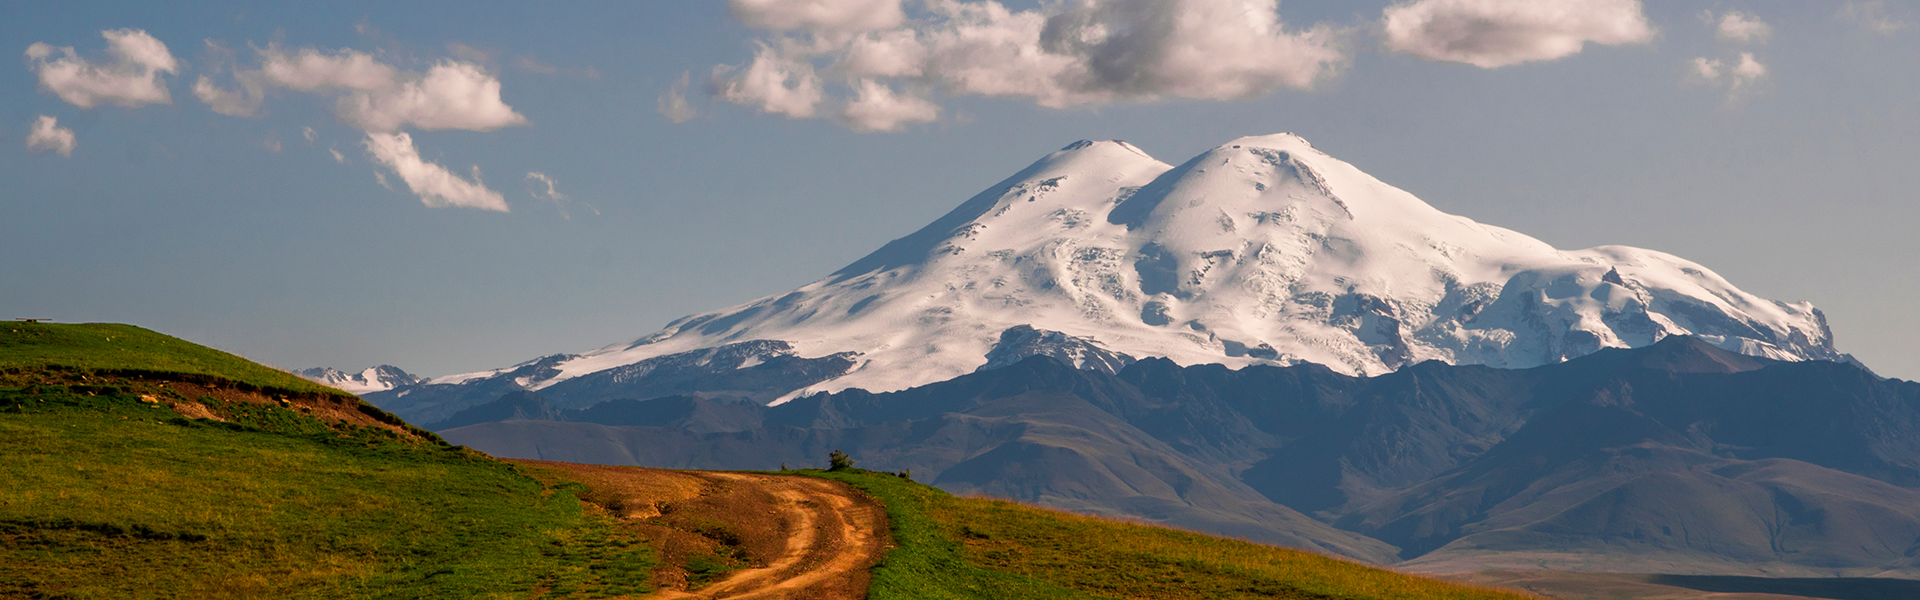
left=508, top=461, right=889, bottom=599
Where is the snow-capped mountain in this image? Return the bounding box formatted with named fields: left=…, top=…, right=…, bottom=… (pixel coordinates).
left=296, top=365, right=422, bottom=395
left=412, top=133, right=1839, bottom=406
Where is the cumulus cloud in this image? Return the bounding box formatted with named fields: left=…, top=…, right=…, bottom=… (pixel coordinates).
left=342, top=61, right=528, bottom=132
left=195, top=45, right=526, bottom=132
left=841, top=79, right=938, bottom=131
left=842, top=29, right=926, bottom=78
left=712, top=43, right=825, bottom=118
left=264, top=133, right=282, bottom=153
left=1692, top=51, right=1766, bottom=92
left=696, top=0, right=1345, bottom=131
left=258, top=46, right=397, bottom=91
left=729, top=0, right=906, bottom=33
left=330, top=147, right=346, bottom=163
left=302, top=126, right=317, bottom=142
left=25, top=29, right=178, bottom=108
left=188, top=44, right=525, bottom=210
left=657, top=71, right=699, bottom=123
left=1381, top=0, right=1653, bottom=68
left=1839, top=1, right=1910, bottom=36
left=363, top=132, right=509, bottom=212
left=918, top=0, right=1344, bottom=104
left=25, top=115, right=77, bottom=157
left=1709, top=10, right=1771, bottom=44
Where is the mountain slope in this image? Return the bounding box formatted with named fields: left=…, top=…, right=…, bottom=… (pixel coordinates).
left=439, top=337, right=1920, bottom=576
left=383, top=133, right=1837, bottom=416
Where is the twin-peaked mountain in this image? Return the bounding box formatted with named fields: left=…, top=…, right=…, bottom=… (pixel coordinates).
left=365, top=133, right=1838, bottom=424
left=348, top=133, right=1898, bottom=576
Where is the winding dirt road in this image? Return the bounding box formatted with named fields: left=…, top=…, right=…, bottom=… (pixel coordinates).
left=657, top=473, right=888, bottom=600
left=507, top=460, right=888, bottom=600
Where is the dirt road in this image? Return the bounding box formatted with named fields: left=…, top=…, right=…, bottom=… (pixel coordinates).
left=507, top=461, right=888, bottom=600
left=659, top=473, right=887, bottom=600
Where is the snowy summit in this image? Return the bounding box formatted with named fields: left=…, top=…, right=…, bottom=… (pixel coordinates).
left=426, top=134, right=1839, bottom=403
left=296, top=365, right=422, bottom=395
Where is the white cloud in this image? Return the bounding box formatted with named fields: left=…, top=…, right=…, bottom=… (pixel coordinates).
left=1708, top=10, right=1771, bottom=44
left=1690, top=56, right=1720, bottom=80
left=526, top=171, right=565, bottom=200
left=192, top=74, right=265, bottom=116
left=1839, top=2, right=1910, bottom=36
left=342, top=61, right=528, bottom=132
left=913, top=1, right=1092, bottom=106
left=264, top=134, right=282, bottom=153
left=192, top=40, right=267, bottom=117
left=699, top=0, right=1344, bottom=130
left=330, top=147, right=346, bottom=163
left=1381, top=0, right=1653, bottom=68
left=841, top=79, right=938, bottom=131
left=191, top=43, right=527, bottom=211
left=302, top=126, right=317, bottom=142
left=525, top=171, right=597, bottom=219
left=25, top=115, right=77, bottom=157
left=25, top=29, right=178, bottom=108
left=363, top=132, right=509, bottom=212
left=260, top=46, right=397, bottom=91
left=195, top=45, right=526, bottom=133
left=657, top=71, right=699, bottom=123
left=729, top=0, right=906, bottom=33
left=842, top=29, right=926, bottom=78
left=1692, top=51, right=1766, bottom=94
left=712, top=43, right=825, bottom=118
left=911, top=0, right=1342, bottom=106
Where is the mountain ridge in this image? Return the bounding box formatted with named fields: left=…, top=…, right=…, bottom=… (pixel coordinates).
left=436, top=336, right=1920, bottom=577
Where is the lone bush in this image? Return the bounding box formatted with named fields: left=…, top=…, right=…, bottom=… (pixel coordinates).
left=828, top=449, right=856, bottom=471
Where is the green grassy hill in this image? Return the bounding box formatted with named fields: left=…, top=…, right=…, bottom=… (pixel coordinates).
left=1, top=322, right=340, bottom=394
left=811, top=469, right=1533, bottom=600
left=0, top=322, right=654, bottom=599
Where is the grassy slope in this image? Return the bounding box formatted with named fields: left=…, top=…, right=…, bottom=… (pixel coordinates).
left=812, top=470, right=1536, bottom=600
left=0, top=324, right=655, bottom=599
left=0, top=322, right=336, bottom=394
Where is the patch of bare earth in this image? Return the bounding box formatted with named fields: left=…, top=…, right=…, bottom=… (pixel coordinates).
left=509, top=461, right=889, bottom=600
left=0, top=371, right=421, bottom=438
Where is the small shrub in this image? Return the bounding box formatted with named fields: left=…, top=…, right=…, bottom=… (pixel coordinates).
left=828, top=449, right=856, bottom=471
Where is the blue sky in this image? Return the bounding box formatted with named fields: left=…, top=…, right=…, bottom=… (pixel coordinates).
left=5, top=1, right=1918, bottom=380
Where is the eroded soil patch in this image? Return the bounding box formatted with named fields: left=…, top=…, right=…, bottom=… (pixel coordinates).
left=511, top=461, right=888, bottom=599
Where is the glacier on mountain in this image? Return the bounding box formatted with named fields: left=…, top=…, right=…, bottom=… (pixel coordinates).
left=427, top=133, right=1839, bottom=403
